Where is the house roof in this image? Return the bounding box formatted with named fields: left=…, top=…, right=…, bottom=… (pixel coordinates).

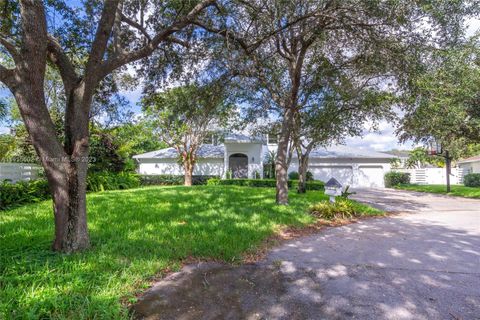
left=133, top=144, right=225, bottom=160
left=308, top=145, right=395, bottom=159
left=382, top=150, right=410, bottom=158
left=134, top=143, right=395, bottom=161
left=457, top=155, right=480, bottom=164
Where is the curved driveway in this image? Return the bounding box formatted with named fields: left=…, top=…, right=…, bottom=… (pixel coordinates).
left=134, top=188, right=480, bottom=320
left=267, top=188, right=480, bottom=319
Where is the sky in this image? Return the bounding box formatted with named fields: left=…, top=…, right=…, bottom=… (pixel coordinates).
left=1, top=15, right=479, bottom=152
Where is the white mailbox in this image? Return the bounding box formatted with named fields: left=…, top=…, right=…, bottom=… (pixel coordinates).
left=324, top=178, right=343, bottom=203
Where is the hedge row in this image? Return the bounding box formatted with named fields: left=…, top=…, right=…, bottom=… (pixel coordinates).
left=86, top=172, right=140, bottom=192
left=139, top=175, right=219, bottom=186
left=206, top=178, right=324, bottom=190
left=1, top=172, right=141, bottom=210
left=0, top=179, right=51, bottom=210
left=1, top=173, right=323, bottom=211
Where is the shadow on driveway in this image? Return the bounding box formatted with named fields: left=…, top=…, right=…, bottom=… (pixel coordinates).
left=133, top=190, right=480, bottom=320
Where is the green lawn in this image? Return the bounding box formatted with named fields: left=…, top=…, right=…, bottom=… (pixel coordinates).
left=394, top=184, right=480, bottom=198
left=1, top=185, right=379, bottom=319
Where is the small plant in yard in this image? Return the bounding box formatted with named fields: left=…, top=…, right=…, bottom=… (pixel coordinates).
left=309, top=199, right=357, bottom=220
left=340, top=185, right=356, bottom=199
left=463, top=173, right=480, bottom=187
left=306, top=171, right=314, bottom=181
left=309, top=198, right=383, bottom=220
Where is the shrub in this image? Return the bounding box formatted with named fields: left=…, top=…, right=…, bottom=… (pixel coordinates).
left=0, top=179, right=50, bottom=210
left=206, top=178, right=324, bottom=190
left=308, top=199, right=357, bottom=220
left=1, top=172, right=143, bottom=211
left=253, top=170, right=261, bottom=179
left=289, top=171, right=314, bottom=181
left=139, top=175, right=218, bottom=186
left=384, top=171, right=410, bottom=187
left=288, top=171, right=299, bottom=180
left=207, top=178, right=287, bottom=188
left=306, top=171, right=314, bottom=181
left=464, top=173, right=480, bottom=187
left=86, top=172, right=140, bottom=192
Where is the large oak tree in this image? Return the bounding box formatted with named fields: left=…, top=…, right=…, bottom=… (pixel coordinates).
left=0, top=0, right=215, bottom=252
left=198, top=0, right=473, bottom=204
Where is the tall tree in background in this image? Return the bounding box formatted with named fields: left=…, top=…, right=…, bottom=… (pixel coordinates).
left=400, top=35, right=480, bottom=155
left=0, top=0, right=215, bottom=252
left=143, top=83, right=232, bottom=186
left=292, top=88, right=395, bottom=193
left=198, top=0, right=471, bottom=204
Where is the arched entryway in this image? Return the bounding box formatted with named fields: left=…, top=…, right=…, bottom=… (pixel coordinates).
left=229, top=153, right=248, bottom=178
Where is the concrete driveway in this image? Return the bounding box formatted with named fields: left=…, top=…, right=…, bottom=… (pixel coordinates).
left=134, top=189, right=480, bottom=320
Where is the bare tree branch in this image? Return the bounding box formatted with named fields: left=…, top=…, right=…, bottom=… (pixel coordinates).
left=85, top=0, right=121, bottom=83
left=0, top=35, right=20, bottom=62
left=120, top=12, right=151, bottom=41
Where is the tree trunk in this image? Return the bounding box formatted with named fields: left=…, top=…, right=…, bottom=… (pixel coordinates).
left=446, top=150, right=451, bottom=193
left=276, top=108, right=294, bottom=204
left=297, top=153, right=309, bottom=194
left=184, top=162, right=194, bottom=186
left=50, top=160, right=90, bottom=252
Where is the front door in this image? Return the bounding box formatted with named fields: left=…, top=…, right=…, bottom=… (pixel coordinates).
left=229, top=153, right=248, bottom=178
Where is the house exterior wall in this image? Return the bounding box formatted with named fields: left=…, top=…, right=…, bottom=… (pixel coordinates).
left=287, top=158, right=391, bottom=188
left=224, top=143, right=263, bottom=178
left=138, top=158, right=224, bottom=176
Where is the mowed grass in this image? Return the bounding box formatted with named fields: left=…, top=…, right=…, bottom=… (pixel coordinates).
left=1, top=185, right=381, bottom=319
left=394, top=184, right=480, bottom=199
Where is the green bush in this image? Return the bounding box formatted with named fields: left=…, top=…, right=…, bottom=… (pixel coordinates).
left=139, top=175, right=218, bottom=186
left=308, top=199, right=357, bottom=220
left=384, top=171, right=410, bottom=187
left=288, top=171, right=299, bottom=180
left=289, top=171, right=314, bottom=181
left=464, top=173, right=480, bottom=187
left=0, top=179, right=50, bottom=210
left=207, top=178, right=287, bottom=188
left=206, top=178, right=324, bottom=190
left=86, top=172, right=140, bottom=192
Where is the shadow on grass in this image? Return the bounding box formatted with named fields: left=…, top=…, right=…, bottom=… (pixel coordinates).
left=0, top=185, right=322, bottom=319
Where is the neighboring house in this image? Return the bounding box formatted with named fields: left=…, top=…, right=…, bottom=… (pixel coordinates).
left=133, top=133, right=395, bottom=188
left=457, top=155, right=480, bottom=174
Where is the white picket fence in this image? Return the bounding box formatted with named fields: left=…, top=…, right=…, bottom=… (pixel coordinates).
left=396, top=167, right=467, bottom=185
left=0, top=163, right=42, bottom=183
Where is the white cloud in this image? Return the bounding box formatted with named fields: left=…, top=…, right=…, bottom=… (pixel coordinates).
left=466, top=18, right=480, bottom=37
left=345, top=120, right=415, bottom=151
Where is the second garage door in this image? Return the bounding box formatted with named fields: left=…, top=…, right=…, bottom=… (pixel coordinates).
left=358, top=165, right=385, bottom=188
left=309, top=166, right=353, bottom=186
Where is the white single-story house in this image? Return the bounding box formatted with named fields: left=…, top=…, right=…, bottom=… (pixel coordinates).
left=457, top=155, right=480, bottom=174
left=133, top=134, right=395, bottom=188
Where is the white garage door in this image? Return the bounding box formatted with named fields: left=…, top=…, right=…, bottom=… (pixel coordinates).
left=309, top=166, right=353, bottom=186
left=358, top=166, right=384, bottom=188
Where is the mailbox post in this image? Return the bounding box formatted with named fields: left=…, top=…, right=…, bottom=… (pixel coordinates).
left=324, top=178, right=343, bottom=203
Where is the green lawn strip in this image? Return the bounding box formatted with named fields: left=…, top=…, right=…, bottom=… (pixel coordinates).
left=394, top=184, right=480, bottom=199
left=0, top=185, right=378, bottom=319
